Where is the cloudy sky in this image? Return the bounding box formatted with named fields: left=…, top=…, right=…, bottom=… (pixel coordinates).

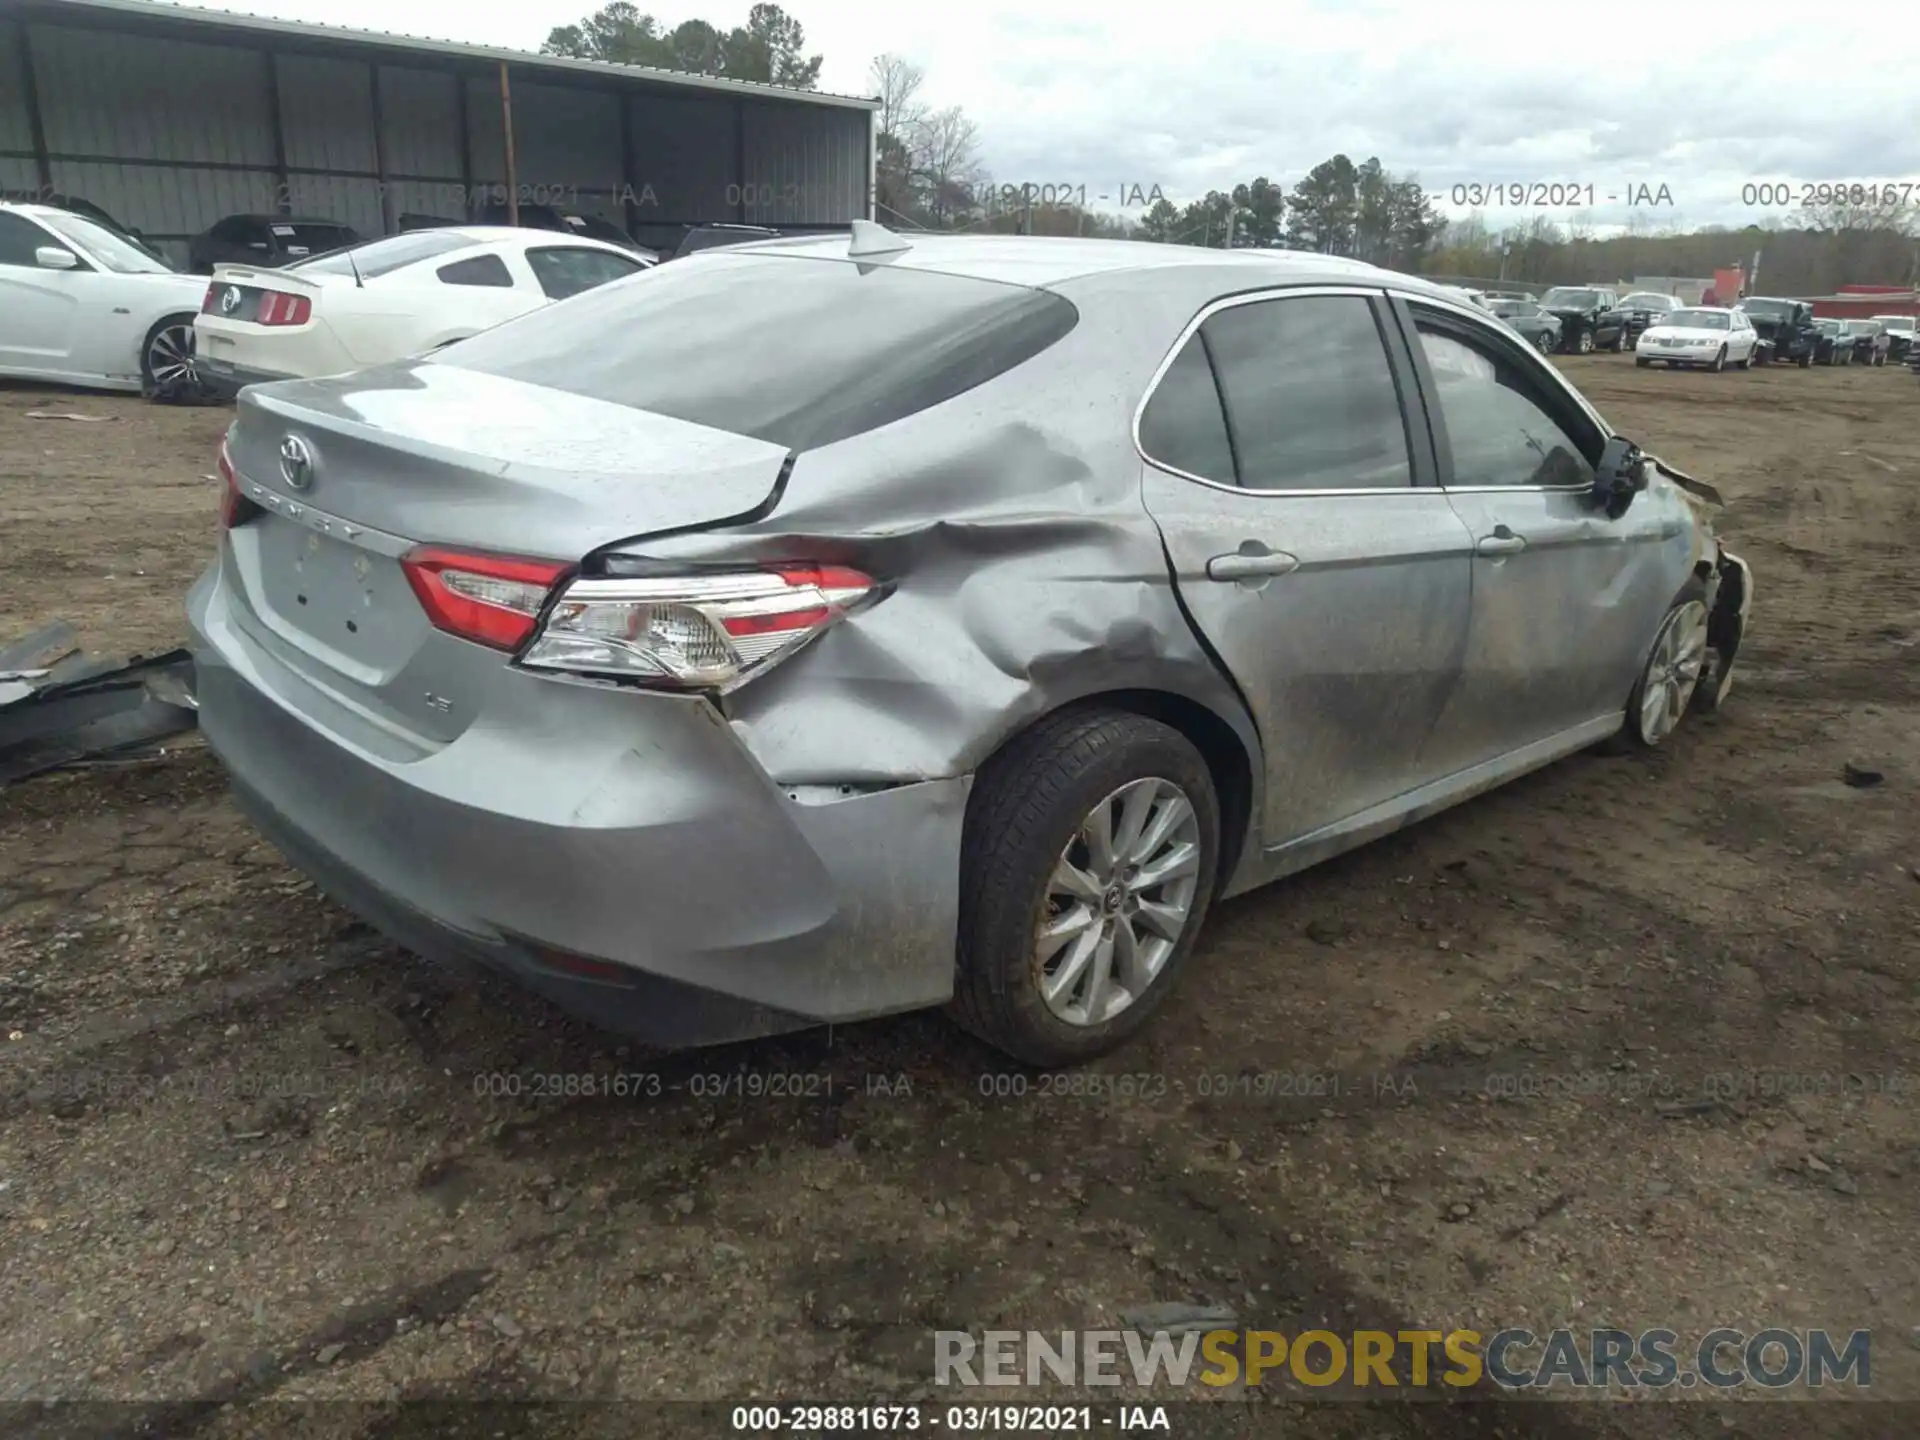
left=199, top=0, right=1920, bottom=232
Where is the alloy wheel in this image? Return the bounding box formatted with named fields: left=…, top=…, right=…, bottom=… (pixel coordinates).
left=1035, top=777, right=1201, bottom=1027
left=1638, top=600, right=1709, bottom=745
left=1577, top=329, right=1594, bottom=354
left=147, top=323, right=197, bottom=389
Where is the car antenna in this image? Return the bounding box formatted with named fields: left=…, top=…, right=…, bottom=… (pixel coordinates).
left=848, top=219, right=910, bottom=259
left=345, top=243, right=365, bottom=289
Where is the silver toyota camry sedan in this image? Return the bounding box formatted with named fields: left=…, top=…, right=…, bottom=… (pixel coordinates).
left=188, top=224, right=1754, bottom=1067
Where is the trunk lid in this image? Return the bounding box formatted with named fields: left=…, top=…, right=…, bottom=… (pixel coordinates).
left=219, top=362, right=791, bottom=742
left=206, top=264, right=338, bottom=323
left=228, top=361, right=791, bottom=557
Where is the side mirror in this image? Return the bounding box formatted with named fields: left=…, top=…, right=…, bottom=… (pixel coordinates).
left=34, top=245, right=78, bottom=271
left=1590, top=436, right=1647, bottom=519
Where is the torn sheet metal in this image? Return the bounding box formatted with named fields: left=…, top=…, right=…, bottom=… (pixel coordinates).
left=0, top=623, right=198, bottom=785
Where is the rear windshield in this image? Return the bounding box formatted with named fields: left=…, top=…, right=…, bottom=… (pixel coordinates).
left=292, top=230, right=474, bottom=278
left=270, top=223, right=356, bottom=256
left=1741, top=299, right=1790, bottom=317
left=437, top=253, right=1081, bottom=452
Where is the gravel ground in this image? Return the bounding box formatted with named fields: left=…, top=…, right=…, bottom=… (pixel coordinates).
left=1, top=358, right=1917, bottom=1438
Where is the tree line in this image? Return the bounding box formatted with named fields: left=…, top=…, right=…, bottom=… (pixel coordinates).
left=544, top=5, right=1920, bottom=293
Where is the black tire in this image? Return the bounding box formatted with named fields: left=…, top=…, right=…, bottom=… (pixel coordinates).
left=952, top=708, right=1221, bottom=1067
left=1635, top=356, right=1650, bottom=368
left=1710, top=344, right=1726, bottom=373
left=1535, top=330, right=1555, bottom=356
left=140, top=313, right=199, bottom=395
left=1797, top=351, right=1812, bottom=368
left=1576, top=329, right=1595, bottom=355
left=1608, top=580, right=1711, bottom=753
left=1611, top=326, right=1628, bottom=352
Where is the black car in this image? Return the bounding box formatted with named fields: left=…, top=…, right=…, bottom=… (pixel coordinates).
left=188, top=214, right=361, bottom=273
left=1602, top=291, right=1682, bottom=348
left=1537, top=286, right=1627, bottom=353
left=559, top=212, right=659, bottom=260
left=672, top=223, right=784, bottom=259
left=1739, top=297, right=1818, bottom=366
left=1809, top=318, right=1854, bottom=365
left=1482, top=297, right=1563, bottom=354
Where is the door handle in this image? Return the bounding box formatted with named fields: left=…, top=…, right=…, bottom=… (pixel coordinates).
left=1206, top=549, right=1299, bottom=581
left=1475, top=525, right=1526, bottom=556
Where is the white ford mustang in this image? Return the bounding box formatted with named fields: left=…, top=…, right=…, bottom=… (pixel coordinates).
left=193, top=227, right=655, bottom=397
left=0, top=201, right=210, bottom=394
left=1634, top=305, right=1760, bottom=372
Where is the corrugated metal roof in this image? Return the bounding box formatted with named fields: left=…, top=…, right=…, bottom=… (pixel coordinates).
left=20, top=0, right=881, bottom=109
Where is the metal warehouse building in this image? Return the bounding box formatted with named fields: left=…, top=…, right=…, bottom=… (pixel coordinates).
left=0, top=0, right=876, bottom=264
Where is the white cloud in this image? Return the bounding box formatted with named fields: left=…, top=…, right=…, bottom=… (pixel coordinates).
left=193, top=0, right=1920, bottom=229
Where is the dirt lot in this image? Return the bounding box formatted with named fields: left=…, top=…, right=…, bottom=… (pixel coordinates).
left=2, top=359, right=1917, bottom=1438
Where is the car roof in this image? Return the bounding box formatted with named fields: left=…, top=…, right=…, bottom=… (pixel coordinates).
left=1668, top=305, right=1735, bottom=314
left=701, top=231, right=1449, bottom=296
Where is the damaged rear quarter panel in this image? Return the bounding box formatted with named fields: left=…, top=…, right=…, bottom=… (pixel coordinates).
left=601, top=272, right=1265, bottom=845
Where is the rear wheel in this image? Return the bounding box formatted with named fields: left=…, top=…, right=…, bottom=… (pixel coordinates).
left=1710, top=344, right=1726, bottom=373
left=140, top=314, right=198, bottom=396
left=1611, top=326, right=1629, bottom=352
left=952, top=709, right=1220, bottom=1067
left=1534, top=330, right=1556, bottom=356
left=1616, top=587, right=1711, bottom=750
left=1797, top=350, right=1812, bottom=368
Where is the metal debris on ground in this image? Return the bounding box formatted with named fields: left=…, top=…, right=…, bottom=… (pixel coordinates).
left=22, top=411, right=116, bottom=423
left=0, top=621, right=198, bottom=785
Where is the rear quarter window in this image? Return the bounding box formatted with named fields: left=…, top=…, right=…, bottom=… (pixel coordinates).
left=436, top=254, right=1080, bottom=452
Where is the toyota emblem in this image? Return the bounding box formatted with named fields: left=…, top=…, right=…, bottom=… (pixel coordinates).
left=279, top=434, right=314, bottom=491
left=220, top=285, right=243, bottom=315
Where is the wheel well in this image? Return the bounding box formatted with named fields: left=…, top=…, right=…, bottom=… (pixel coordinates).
left=993, top=690, right=1255, bottom=893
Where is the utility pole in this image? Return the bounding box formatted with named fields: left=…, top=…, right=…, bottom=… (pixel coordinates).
left=1224, top=210, right=1236, bottom=249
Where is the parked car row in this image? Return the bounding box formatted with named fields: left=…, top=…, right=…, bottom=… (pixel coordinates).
left=0, top=199, right=658, bottom=400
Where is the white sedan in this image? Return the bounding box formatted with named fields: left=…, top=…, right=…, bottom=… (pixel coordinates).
left=0, top=201, right=211, bottom=394
left=1634, top=306, right=1759, bottom=372
left=193, top=227, right=653, bottom=397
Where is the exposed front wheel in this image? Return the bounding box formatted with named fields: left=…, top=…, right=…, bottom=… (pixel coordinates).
left=952, top=709, right=1220, bottom=1067
left=1635, top=356, right=1651, bottom=368
left=1617, top=590, right=1711, bottom=750
left=1576, top=329, right=1595, bottom=355
left=1535, top=330, right=1556, bottom=355
left=1611, top=327, right=1629, bottom=352
left=1710, top=345, right=1726, bottom=373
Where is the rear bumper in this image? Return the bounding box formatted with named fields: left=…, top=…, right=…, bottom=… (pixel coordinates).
left=186, top=563, right=967, bottom=1046
left=196, top=358, right=296, bottom=400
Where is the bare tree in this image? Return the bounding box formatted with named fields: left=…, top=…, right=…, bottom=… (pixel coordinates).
left=911, top=105, right=987, bottom=223
left=868, top=53, right=926, bottom=141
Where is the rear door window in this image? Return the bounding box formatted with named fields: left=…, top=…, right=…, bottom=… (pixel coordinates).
left=1200, top=295, right=1413, bottom=491
left=437, top=254, right=1080, bottom=452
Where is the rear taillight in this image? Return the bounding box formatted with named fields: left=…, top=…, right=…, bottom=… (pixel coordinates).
left=257, top=292, right=311, bottom=326
left=216, top=434, right=258, bottom=530
left=401, top=547, right=572, bottom=652
left=201, top=283, right=220, bottom=314
left=519, top=565, right=878, bottom=688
